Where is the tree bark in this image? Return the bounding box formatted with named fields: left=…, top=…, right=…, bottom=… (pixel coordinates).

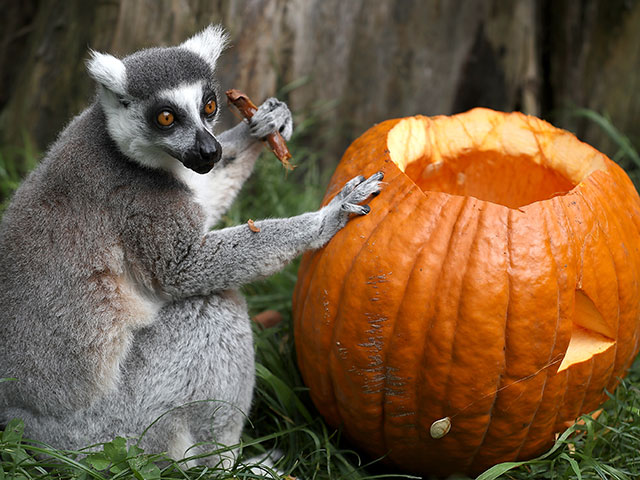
left=1, top=0, right=638, bottom=177
left=542, top=0, right=640, bottom=156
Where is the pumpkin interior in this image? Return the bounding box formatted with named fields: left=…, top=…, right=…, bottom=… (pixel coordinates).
left=402, top=152, right=575, bottom=209
left=387, top=114, right=604, bottom=209
left=386, top=114, right=615, bottom=372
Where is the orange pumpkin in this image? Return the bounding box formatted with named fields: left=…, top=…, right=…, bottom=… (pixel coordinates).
left=292, top=108, right=640, bottom=476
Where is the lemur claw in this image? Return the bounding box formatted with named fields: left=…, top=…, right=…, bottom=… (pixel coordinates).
left=335, top=171, right=384, bottom=217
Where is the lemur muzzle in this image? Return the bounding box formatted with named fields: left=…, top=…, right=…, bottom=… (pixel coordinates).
left=183, top=129, right=222, bottom=173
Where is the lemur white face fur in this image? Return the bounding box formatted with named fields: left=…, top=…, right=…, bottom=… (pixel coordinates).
left=87, top=25, right=228, bottom=175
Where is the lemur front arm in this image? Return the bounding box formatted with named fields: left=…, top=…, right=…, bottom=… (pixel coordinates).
left=122, top=172, right=383, bottom=300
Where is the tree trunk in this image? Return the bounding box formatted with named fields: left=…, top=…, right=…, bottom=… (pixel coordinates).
left=1, top=0, right=638, bottom=177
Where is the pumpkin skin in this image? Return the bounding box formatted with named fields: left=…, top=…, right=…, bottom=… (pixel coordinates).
left=292, top=108, right=640, bottom=477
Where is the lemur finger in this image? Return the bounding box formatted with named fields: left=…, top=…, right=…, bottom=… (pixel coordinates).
left=249, top=120, right=277, bottom=140
left=341, top=203, right=371, bottom=215
left=250, top=98, right=293, bottom=140
left=278, top=116, right=293, bottom=141
left=344, top=171, right=385, bottom=204
left=337, top=175, right=366, bottom=200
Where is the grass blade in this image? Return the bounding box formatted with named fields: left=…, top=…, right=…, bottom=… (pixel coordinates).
left=571, top=108, right=640, bottom=168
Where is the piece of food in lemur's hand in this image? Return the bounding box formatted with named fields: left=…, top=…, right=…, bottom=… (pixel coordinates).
left=226, top=89, right=294, bottom=170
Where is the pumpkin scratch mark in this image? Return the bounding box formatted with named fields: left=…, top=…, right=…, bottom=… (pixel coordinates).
left=449, top=354, right=564, bottom=419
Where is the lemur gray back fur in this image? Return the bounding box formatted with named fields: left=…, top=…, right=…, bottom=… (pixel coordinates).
left=0, top=24, right=382, bottom=467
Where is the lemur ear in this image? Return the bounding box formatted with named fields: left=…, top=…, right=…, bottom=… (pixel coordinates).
left=87, top=50, right=127, bottom=96
left=180, top=24, right=229, bottom=71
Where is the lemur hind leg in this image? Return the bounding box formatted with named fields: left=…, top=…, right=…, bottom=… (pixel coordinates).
left=14, top=293, right=254, bottom=467
left=119, top=292, right=255, bottom=466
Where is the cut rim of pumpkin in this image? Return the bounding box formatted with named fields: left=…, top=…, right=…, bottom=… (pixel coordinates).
left=387, top=112, right=607, bottom=210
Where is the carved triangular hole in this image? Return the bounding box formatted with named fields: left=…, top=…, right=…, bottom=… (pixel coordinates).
left=557, top=290, right=615, bottom=373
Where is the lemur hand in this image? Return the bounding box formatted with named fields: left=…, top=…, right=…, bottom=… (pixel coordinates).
left=249, top=98, right=293, bottom=141
left=312, top=171, right=384, bottom=249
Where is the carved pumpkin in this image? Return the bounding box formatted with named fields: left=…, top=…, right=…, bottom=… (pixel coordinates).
left=292, top=108, right=640, bottom=476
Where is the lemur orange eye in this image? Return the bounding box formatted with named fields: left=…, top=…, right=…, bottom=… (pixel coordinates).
left=204, top=99, right=216, bottom=116
left=156, top=111, right=174, bottom=127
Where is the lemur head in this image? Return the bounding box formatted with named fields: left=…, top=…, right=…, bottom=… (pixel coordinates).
left=87, top=25, right=229, bottom=174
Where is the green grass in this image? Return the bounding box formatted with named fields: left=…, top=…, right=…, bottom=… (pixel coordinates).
left=0, top=137, right=39, bottom=213
left=571, top=108, right=640, bottom=189
left=2, top=109, right=640, bottom=479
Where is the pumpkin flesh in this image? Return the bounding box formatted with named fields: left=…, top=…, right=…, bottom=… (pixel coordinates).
left=293, top=109, right=640, bottom=476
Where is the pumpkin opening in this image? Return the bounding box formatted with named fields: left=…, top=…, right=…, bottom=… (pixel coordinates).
left=386, top=115, right=605, bottom=209
left=401, top=152, right=575, bottom=209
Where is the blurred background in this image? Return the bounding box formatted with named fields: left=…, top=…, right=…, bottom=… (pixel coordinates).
left=1, top=0, right=639, bottom=189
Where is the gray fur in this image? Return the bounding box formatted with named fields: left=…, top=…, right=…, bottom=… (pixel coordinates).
left=123, top=47, right=214, bottom=99
left=249, top=97, right=294, bottom=140
left=0, top=25, right=382, bottom=465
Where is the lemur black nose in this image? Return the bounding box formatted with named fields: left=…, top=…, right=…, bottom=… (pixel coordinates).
left=196, top=129, right=222, bottom=163
left=182, top=130, right=223, bottom=174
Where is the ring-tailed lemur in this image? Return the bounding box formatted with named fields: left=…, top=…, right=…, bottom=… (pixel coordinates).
left=0, top=25, right=382, bottom=466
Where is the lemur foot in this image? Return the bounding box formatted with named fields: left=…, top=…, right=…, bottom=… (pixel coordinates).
left=313, top=171, right=384, bottom=248
left=249, top=98, right=293, bottom=141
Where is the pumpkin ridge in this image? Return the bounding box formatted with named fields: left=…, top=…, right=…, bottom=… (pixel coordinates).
left=416, top=195, right=479, bottom=457
left=293, top=248, right=319, bottom=320
left=466, top=207, right=513, bottom=467
left=444, top=200, right=496, bottom=472
left=590, top=171, right=640, bottom=353
left=296, top=143, right=403, bottom=419
left=376, top=187, right=438, bottom=454
left=553, top=186, right=619, bottom=423
left=544, top=198, right=576, bottom=362
left=605, top=167, right=640, bottom=237
left=295, top=248, right=332, bottom=397
left=606, top=167, right=640, bottom=366
left=321, top=222, right=367, bottom=427
left=441, top=198, right=484, bottom=417
left=550, top=372, right=570, bottom=434
left=328, top=175, right=415, bottom=438
left=293, top=251, right=321, bottom=396
left=513, top=374, right=551, bottom=461
left=541, top=202, right=565, bottom=370
left=544, top=198, right=579, bottom=436
left=549, top=194, right=585, bottom=433
left=512, top=207, right=560, bottom=459
left=296, top=201, right=365, bottom=422
left=516, top=209, right=566, bottom=434
left=293, top=251, right=318, bottom=380
left=380, top=191, right=451, bottom=452
left=569, top=188, right=624, bottom=373
left=519, top=201, right=575, bottom=449
left=610, top=167, right=640, bottom=234
left=483, top=206, right=550, bottom=461
left=415, top=195, right=469, bottom=453
left=576, top=186, right=620, bottom=380
left=471, top=207, right=558, bottom=465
